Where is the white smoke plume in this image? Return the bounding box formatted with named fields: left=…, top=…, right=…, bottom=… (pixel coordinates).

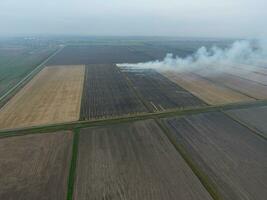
left=118, top=40, right=267, bottom=73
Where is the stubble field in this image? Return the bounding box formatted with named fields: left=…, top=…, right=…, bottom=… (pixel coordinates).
left=0, top=65, right=85, bottom=130
left=161, top=71, right=254, bottom=105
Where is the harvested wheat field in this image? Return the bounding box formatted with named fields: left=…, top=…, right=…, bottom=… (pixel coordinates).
left=0, top=65, right=85, bottom=130
left=161, top=71, right=253, bottom=105
left=74, top=119, right=212, bottom=200
left=0, top=131, right=73, bottom=200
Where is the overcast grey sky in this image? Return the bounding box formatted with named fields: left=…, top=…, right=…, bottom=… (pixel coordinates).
left=1, top=0, right=266, bottom=38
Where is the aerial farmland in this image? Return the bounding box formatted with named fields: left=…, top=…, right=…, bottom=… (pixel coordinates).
left=0, top=37, right=266, bottom=200
left=74, top=120, right=212, bottom=200
left=163, top=112, right=267, bottom=200
left=0, top=131, right=73, bottom=199
left=0, top=65, right=85, bottom=130
left=80, top=64, right=147, bottom=120
left=121, top=68, right=206, bottom=111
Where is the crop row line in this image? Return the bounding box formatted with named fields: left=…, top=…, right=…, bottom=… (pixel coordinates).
left=67, top=128, right=80, bottom=200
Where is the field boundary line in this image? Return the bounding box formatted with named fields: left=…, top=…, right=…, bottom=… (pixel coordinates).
left=79, top=65, right=88, bottom=121
left=222, top=111, right=267, bottom=141
left=67, top=128, right=80, bottom=200
left=154, top=119, right=221, bottom=200
left=0, top=46, right=65, bottom=107
left=1, top=100, right=267, bottom=138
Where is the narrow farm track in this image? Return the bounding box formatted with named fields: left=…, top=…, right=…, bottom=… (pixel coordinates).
left=0, top=99, right=266, bottom=139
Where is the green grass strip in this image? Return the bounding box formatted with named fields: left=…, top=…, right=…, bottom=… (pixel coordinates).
left=155, top=119, right=222, bottom=200
left=67, top=128, right=80, bottom=200
left=1, top=99, right=267, bottom=139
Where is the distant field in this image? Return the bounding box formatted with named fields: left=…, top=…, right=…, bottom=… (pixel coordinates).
left=74, top=120, right=212, bottom=200
left=164, top=112, right=267, bottom=200
left=0, top=45, right=57, bottom=97
left=121, top=68, right=206, bottom=111
left=195, top=68, right=267, bottom=99
left=0, top=131, right=72, bottom=199
left=226, top=106, right=267, bottom=138
left=161, top=71, right=254, bottom=105
left=213, top=63, right=267, bottom=85
left=47, top=45, right=152, bottom=65
left=80, top=64, right=147, bottom=120
left=0, top=65, right=85, bottom=130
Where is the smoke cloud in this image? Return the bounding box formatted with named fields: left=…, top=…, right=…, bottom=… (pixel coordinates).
left=118, top=40, right=267, bottom=73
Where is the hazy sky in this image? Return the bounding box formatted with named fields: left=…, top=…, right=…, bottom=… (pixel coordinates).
left=1, top=0, right=266, bottom=38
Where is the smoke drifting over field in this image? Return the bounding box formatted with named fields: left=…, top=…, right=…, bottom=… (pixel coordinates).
left=118, top=40, right=267, bottom=72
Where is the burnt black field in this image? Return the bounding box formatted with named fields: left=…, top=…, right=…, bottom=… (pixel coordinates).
left=121, top=68, right=206, bottom=111
left=80, top=64, right=147, bottom=120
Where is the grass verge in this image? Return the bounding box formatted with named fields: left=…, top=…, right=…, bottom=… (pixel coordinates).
left=67, top=128, right=80, bottom=200
left=1, top=99, right=267, bottom=138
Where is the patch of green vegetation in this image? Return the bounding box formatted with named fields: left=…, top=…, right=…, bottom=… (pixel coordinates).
left=0, top=46, right=58, bottom=97
left=0, top=47, right=63, bottom=109
left=67, top=128, right=80, bottom=200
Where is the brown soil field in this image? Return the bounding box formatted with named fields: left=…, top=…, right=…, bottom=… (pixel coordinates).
left=0, top=65, right=85, bottom=130
left=215, top=63, right=267, bottom=85
left=161, top=71, right=253, bottom=105
left=0, top=131, right=73, bottom=199
left=227, top=62, right=267, bottom=75
left=226, top=106, right=267, bottom=138
left=74, top=120, right=212, bottom=200
left=195, top=68, right=267, bottom=99
left=164, top=112, right=267, bottom=200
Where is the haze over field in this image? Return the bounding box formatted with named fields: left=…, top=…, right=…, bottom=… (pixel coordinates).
left=118, top=39, right=267, bottom=73
left=0, top=0, right=267, bottom=38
